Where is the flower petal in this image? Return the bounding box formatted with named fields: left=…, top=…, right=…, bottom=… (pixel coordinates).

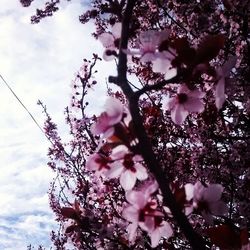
left=126, top=190, right=147, bottom=209
left=105, top=97, right=124, bottom=123
left=127, top=222, right=138, bottom=242
left=209, top=201, right=228, bottom=216
left=171, top=104, right=189, bottom=125
left=152, top=58, right=171, bottom=73
left=184, top=183, right=194, bottom=201
left=215, top=78, right=225, bottom=109
left=150, top=228, right=161, bottom=248
left=123, top=206, right=139, bottom=222
left=105, top=163, right=123, bottom=178
left=99, top=33, right=115, bottom=48
left=111, top=22, right=122, bottom=39
left=160, top=222, right=173, bottom=239
left=203, top=184, right=224, bottom=202
left=184, top=97, right=204, bottom=113
left=164, top=67, right=177, bottom=80
left=120, top=170, right=136, bottom=190
left=135, top=163, right=148, bottom=180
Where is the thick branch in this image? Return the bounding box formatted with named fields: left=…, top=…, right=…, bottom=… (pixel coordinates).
left=116, top=0, right=208, bottom=249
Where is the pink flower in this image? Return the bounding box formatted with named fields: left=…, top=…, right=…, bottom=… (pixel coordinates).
left=215, top=56, right=237, bottom=109
left=123, top=182, right=173, bottom=247
left=152, top=49, right=177, bottom=80
left=192, top=182, right=228, bottom=224
left=105, top=145, right=148, bottom=190
left=166, top=84, right=205, bottom=125
left=91, top=97, right=124, bottom=138
left=124, top=30, right=169, bottom=63
left=85, top=153, right=111, bottom=175
left=98, top=22, right=121, bottom=61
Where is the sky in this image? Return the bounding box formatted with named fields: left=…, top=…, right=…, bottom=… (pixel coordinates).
left=0, top=1, right=116, bottom=249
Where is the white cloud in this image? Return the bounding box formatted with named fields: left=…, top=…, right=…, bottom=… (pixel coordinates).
left=0, top=1, right=117, bottom=249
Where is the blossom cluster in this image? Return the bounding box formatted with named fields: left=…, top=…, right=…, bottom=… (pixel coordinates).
left=98, top=24, right=237, bottom=125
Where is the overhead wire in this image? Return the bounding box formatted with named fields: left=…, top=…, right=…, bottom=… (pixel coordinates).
left=0, top=73, right=48, bottom=140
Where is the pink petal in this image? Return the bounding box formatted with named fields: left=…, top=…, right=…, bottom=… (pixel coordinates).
left=188, top=89, right=206, bottom=98
left=111, top=22, right=122, bottom=39
left=164, top=67, right=177, bottom=80
left=120, top=170, right=137, bottom=190
left=105, top=163, right=123, bottom=178
left=215, top=78, right=225, bottom=109
left=171, top=104, right=189, bottom=125
left=193, top=181, right=205, bottom=200
left=127, top=222, right=138, bottom=242
left=150, top=228, right=161, bottom=248
left=139, top=216, right=155, bottom=232
left=134, top=163, right=148, bottom=181
left=165, top=97, right=176, bottom=111
left=139, top=30, right=160, bottom=48
left=184, top=97, right=204, bottom=113
left=152, top=58, right=171, bottom=73
left=122, top=206, right=139, bottom=222
left=111, top=145, right=128, bottom=159
left=203, top=184, right=224, bottom=202
left=144, top=181, right=159, bottom=197
left=126, top=190, right=147, bottom=209
left=184, top=183, right=194, bottom=201
left=85, top=154, right=100, bottom=171
left=91, top=113, right=111, bottom=135
left=209, top=201, right=228, bottom=216
left=141, top=52, right=157, bottom=63
left=178, top=84, right=190, bottom=94
left=160, top=222, right=173, bottom=239
left=98, top=33, right=115, bottom=48
left=105, top=97, right=124, bottom=123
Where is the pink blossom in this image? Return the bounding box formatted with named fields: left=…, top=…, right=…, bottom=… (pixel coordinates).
left=85, top=153, right=111, bottom=175
left=91, top=97, right=124, bottom=138
left=124, top=30, right=169, bottom=62
left=192, top=181, right=228, bottom=224
left=152, top=49, right=177, bottom=80
left=166, top=84, right=205, bottom=125
left=123, top=182, right=173, bottom=247
left=98, top=22, right=121, bottom=61
left=215, top=56, right=237, bottom=109
left=105, top=145, right=148, bottom=190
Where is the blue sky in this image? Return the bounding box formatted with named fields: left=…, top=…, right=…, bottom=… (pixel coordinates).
left=0, top=1, right=116, bottom=249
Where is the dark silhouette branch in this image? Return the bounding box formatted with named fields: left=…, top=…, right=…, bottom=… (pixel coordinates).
left=114, top=0, right=209, bottom=249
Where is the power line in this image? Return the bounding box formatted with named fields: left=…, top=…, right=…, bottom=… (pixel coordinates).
left=0, top=73, right=46, bottom=138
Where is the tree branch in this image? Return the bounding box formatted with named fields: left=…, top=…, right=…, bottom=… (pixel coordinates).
left=115, top=0, right=208, bottom=249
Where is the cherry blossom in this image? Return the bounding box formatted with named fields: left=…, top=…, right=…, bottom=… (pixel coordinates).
left=85, top=153, right=111, bottom=175
left=91, top=97, right=124, bottom=138
left=152, top=49, right=177, bottom=80
left=123, top=182, right=173, bottom=247
left=215, top=56, right=237, bottom=109
left=105, top=145, right=148, bottom=190
left=98, top=22, right=121, bottom=61
left=124, top=30, right=169, bottom=62
left=191, top=182, right=228, bottom=224
left=166, top=84, right=205, bottom=125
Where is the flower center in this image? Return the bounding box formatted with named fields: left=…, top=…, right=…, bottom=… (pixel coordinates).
left=177, top=93, right=188, bottom=104
left=114, top=38, right=120, bottom=48
left=123, top=154, right=136, bottom=173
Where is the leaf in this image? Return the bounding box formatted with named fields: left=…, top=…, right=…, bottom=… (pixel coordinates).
left=61, top=207, right=78, bottom=220
left=65, top=224, right=78, bottom=234
left=196, top=34, right=225, bottom=64
left=240, top=228, right=249, bottom=246
left=206, top=225, right=241, bottom=249
left=171, top=37, right=196, bottom=66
